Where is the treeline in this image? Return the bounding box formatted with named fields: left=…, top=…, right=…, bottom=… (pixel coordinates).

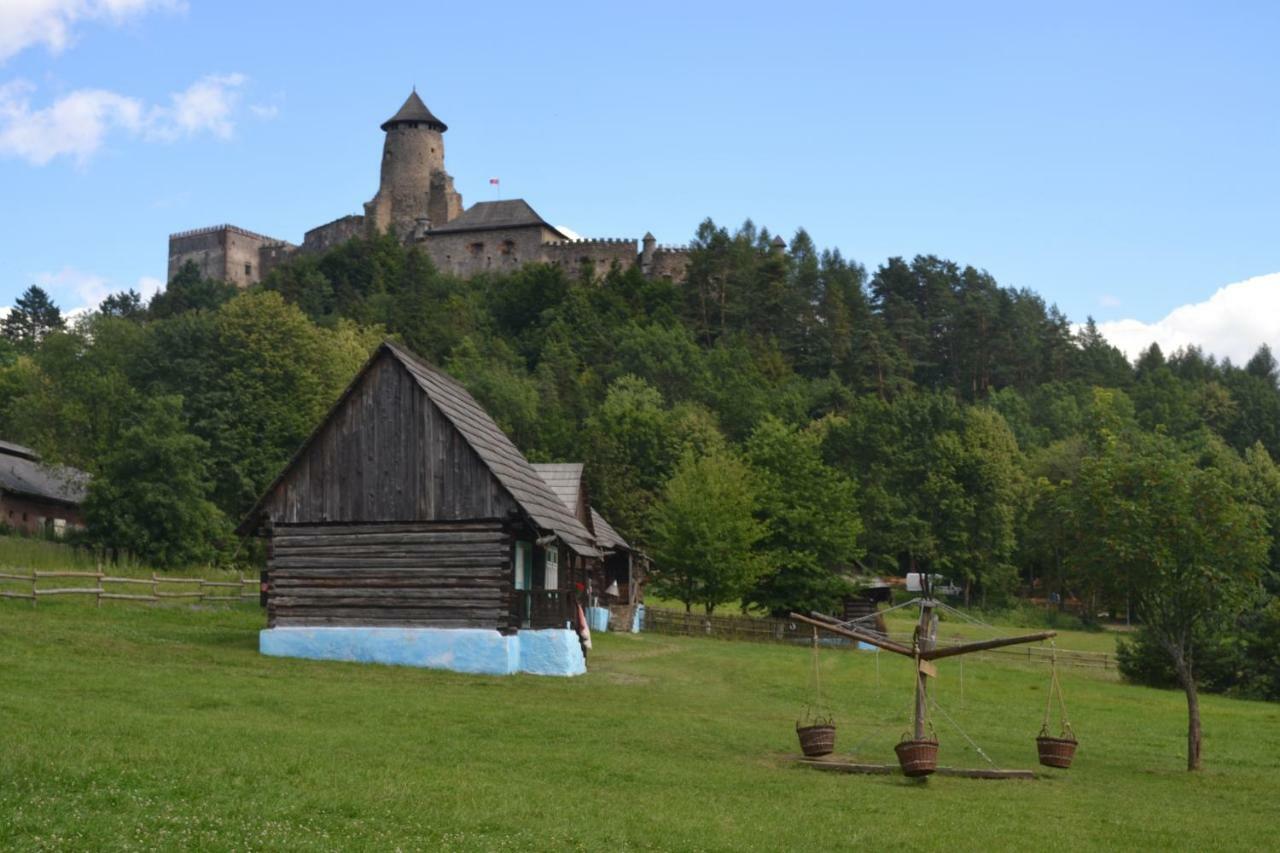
left=1, top=219, right=1277, bottom=702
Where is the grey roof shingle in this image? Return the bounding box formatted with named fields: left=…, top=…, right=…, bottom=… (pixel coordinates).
left=590, top=508, right=629, bottom=552
left=429, top=199, right=566, bottom=237
left=531, top=462, right=631, bottom=553
left=381, top=90, right=447, bottom=132
left=0, top=442, right=88, bottom=505
left=384, top=343, right=599, bottom=557
left=530, top=463, right=583, bottom=516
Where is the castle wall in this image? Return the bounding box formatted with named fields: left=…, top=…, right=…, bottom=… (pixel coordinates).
left=167, top=225, right=288, bottom=287
left=420, top=226, right=562, bottom=278
left=542, top=239, right=639, bottom=281
left=302, top=215, right=365, bottom=254
left=648, top=247, right=692, bottom=283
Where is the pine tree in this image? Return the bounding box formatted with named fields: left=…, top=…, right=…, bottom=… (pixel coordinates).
left=2, top=285, right=65, bottom=350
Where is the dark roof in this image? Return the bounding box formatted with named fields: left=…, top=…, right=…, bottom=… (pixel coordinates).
left=531, top=462, right=632, bottom=553
left=429, top=199, right=567, bottom=237
left=590, top=509, right=630, bottom=552
left=239, top=342, right=599, bottom=557
left=0, top=441, right=88, bottom=505
left=381, top=90, right=447, bottom=132
left=386, top=344, right=597, bottom=557
left=530, top=463, right=583, bottom=517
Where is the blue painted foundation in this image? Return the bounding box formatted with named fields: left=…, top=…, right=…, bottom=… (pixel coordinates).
left=260, top=627, right=586, bottom=676
left=631, top=604, right=645, bottom=633
left=586, top=606, right=610, bottom=633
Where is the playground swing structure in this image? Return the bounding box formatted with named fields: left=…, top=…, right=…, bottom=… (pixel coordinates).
left=790, top=575, right=1079, bottom=779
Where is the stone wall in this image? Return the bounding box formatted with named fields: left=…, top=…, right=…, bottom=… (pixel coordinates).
left=302, top=215, right=365, bottom=254
left=647, top=246, right=692, bottom=283
left=0, top=493, right=84, bottom=536
left=542, top=238, right=639, bottom=280
left=167, top=224, right=289, bottom=287
left=420, top=226, right=563, bottom=278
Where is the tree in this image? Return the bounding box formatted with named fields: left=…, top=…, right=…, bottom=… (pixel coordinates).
left=83, top=395, right=228, bottom=567
left=98, top=289, right=146, bottom=321
left=743, top=416, right=862, bottom=615
left=148, top=261, right=238, bottom=319
left=1071, top=429, right=1267, bottom=769
left=647, top=450, right=767, bottom=613
left=2, top=285, right=65, bottom=351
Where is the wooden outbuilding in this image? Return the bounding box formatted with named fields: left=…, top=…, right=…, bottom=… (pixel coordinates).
left=237, top=341, right=602, bottom=675
left=0, top=440, right=88, bottom=537
left=532, top=462, right=647, bottom=628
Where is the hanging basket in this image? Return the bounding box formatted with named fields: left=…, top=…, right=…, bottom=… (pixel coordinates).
left=894, top=736, right=939, bottom=777
left=796, top=722, right=836, bottom=757
left=1036, top=726, right=1078, bottom=769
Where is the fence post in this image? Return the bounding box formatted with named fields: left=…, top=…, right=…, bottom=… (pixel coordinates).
left=95, top=556, right=103, bottom=609
left=151, top=573, right=158, bottom=600
left=30, top=568, right=37, bottom=609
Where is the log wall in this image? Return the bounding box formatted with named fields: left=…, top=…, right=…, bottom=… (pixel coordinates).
left=267, top=520, right=514, bottom=630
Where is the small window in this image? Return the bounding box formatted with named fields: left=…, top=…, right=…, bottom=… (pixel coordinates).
left=244, top=263, right=252, bottom=277
left=544, top=546, right=559, bottom=589
left=500, top=240, right=515, bottom=256
left=469, top=242, right=484, bottom=256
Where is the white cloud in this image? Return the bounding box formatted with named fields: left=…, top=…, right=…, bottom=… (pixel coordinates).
left=0, top=73, right=249, bottom=165
left=249, top=103, right=278, bottom=120
left=0, top=0, right=183, bottom=63
left=25, top=267, right=163, bottom=315
left=1095, top=272, right=1280, bottom=364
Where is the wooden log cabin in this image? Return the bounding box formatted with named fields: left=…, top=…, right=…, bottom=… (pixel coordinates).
left=237, top=341, right=603, bottom=676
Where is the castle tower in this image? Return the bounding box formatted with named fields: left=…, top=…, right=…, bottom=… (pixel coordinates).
left=364, top=90, right=463, bottom=240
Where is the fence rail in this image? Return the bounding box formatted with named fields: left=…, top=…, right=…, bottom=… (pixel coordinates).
left=0, top=568, right=259, bottom=608
left=641, top=607, right=1114, bottom=671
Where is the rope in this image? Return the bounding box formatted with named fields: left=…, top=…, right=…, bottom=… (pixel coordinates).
left=1040, top=642, right=1074, bottom=737
left=834, top=597, right=921, bottom=629
left=929, top=695, right=997, bottom=768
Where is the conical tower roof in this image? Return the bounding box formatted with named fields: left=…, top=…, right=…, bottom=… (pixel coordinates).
left=381, top=90, right=447, bottom=132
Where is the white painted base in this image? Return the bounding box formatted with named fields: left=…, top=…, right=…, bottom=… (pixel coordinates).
left=259, top=626, right=586, bottom=676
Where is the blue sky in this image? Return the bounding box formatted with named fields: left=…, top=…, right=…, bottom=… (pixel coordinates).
left=2, top=1, right=1279, bottom=361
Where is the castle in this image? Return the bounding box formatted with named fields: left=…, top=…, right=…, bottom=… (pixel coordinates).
left=167, top=91, right=693, bottom=287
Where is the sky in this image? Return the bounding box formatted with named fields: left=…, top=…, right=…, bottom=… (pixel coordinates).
left=2, top=1, right=1279, bottom=363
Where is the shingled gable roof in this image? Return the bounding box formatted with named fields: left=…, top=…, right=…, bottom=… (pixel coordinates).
left=0, top=441, right=88, bottom=506
left=589, top=508, right=630, bottom=552
left=531, top=462, right=632, bottom=553
left=239, top=342, right=598, bottom=556
left=381, top=90, right=447, bottom=132
left=428, top=199, right=567, bottom=237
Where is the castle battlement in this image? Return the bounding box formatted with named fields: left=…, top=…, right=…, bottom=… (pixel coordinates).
left=543, top=237, right=637, bottom=247
left=169, top=223, right=288, bottom=244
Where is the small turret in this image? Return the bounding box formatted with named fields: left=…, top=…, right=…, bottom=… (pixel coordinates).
left=640, top=231, right=656, bottom=275
left=771, top=235, right=787, bottom=255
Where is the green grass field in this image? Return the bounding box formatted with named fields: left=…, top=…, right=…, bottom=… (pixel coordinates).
left=1, top=599, right=1277, bottom=851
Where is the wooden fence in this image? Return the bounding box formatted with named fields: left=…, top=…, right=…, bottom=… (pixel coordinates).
left=0, top=569, right=258, bottom=608
left=641, top=607, right=1114, bottom=672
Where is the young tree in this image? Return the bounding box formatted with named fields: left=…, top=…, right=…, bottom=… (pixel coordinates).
left=647, top=450, right=766, bottom=614
left=84, top=395, right=228, bottom=567
left=744, top=416, right=862, bottom=615
left=2, top=285, right=65, bottom=351
left=1071, top=430, right=1267, bottom=769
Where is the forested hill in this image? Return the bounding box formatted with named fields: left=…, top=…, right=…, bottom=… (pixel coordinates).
left=3, top=219, right=1279, bottom=697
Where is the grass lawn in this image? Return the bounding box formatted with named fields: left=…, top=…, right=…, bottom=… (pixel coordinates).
left=1, top=600, right=1277, bottom=851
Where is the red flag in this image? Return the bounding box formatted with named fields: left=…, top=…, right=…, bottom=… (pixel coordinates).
left=489, top=177, right=500, bottom=185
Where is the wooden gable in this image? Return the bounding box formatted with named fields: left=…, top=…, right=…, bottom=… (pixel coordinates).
left=259, top=353, right=520, bottom=525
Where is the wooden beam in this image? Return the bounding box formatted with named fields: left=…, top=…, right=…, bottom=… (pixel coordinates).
left=790, top=757, right=1036, bottom=780
left=920, top=631, right=1057, bottom=661
left=788, top=612, right=914, bottom=657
